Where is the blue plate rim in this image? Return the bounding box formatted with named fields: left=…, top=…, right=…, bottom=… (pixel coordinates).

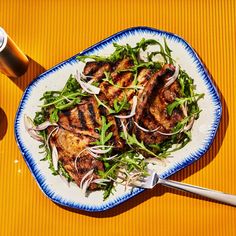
left=14, top=26, right=222, bottom=212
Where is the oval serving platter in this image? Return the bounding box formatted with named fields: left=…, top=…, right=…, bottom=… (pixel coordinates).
left=15, top=27, right=222, bottom=212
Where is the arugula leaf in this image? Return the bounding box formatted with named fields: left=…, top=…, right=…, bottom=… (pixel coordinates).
left=164, top=38, right=173, bottom=64
left=119, top=61, right=162, bottom=73
left=58, top=161, right=73, bottom=182
left=113, top=94, right=130, bottom=113
left=102, top=71, right=115, bottom=85
left=103, top=182, right=115, bottom=199
left=94, top=95, right=115, bottom=114
left=34, top=111, right=46, bottom=125
left=121, top=132, right=162, bottom=158
left=102, top=71, right=144, bottom=91
left=77, top=38, right=168, bottom=65
left=76, top=55, right=108, bottom=63
left=94, top=116, right=113, bottom=146
left=167, top=94, right=204, bottom=116
left=50, top=108, right=59, bottom=123
left=135, top=38, right=159, bottom=51
left=99, top=150, right=148, bottom=199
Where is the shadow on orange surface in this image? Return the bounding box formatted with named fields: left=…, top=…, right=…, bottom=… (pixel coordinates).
left=56, top=58, right=229, bottom=217
left=0, top=108, right=8, bottom=140
left=10, top=56, right=46, bottom=91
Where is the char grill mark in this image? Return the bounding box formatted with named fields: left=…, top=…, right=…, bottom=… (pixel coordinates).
left=113, top=57, right=133, bottom=71
left=88, top=103, right=99, bottom=126
left=117, top=68, right=152, bottom=103
left=83, top=61, right=111, bottom=81
left=133, top=64, right=183, bottom=145
left=62, top=110, right=71, bottom=117
left=77, top=110, right=88, bottom=130
left=93, top=63, right=111, bottom=81
left=106, top=115, right=125, bottom=150
left=58, top=97, right=101, bottom=138
left=100, top=71, right=133, bottom=106
left=99, top=58, right=134, bottom=105
left=83, top=61, right=102, bottom=76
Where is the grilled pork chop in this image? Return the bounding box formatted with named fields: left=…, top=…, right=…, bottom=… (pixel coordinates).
left=49, top=127, right=104, bottom=190
left=133, top=64, right=183, bottom=145
left=84, top=58, right=151, bottom=106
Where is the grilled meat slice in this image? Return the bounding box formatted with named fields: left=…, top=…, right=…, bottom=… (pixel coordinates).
left=100, top=71, right=133, bottom=106
left=82, top=58, right=151, bottom=108
left=99, top=59, right=152, bottom=107
left=149, top=82, right=183, bottom=130
left=58, top=97, right=101, bottom=138
left=49, top=127, right=104, bottom=190
left=83, top=61, right=102, bottom=76
left=122, top=68, right=152, bottom=102
left=98, top=102, right=126, bottom=150
left=113, top=57, right=133, bottom=71
left=83, top=61, right=111, bottom=81
left=133, top=64, right=184, bottom=145
left=135, top=64, right=175, bottom=122
left=99, top=58, right=134, bottom=106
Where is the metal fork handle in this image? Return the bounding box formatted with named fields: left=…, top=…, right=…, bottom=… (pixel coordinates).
left=159, top=178, right=236, bottom=206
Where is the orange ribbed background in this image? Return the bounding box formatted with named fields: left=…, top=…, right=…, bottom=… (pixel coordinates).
left=0, top=0, right=235, bottom=235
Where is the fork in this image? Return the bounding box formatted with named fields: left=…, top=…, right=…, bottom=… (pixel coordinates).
left=134, top=169, right=236, bottom=206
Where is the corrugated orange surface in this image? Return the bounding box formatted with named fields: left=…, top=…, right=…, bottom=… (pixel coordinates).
left=0, top=0, right=235, bottom=235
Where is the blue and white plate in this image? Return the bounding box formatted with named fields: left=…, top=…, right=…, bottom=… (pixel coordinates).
left=15, top=27, right=222, bottom=212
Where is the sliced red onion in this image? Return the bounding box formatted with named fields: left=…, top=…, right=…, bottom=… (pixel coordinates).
left=154, top=128, right=183, bottom=136
left=120, top=120, right=128, bottom=138
left=27, top=130, right=43, bottom=141
left=181, top=102, right=188, bottom=117
left=109, top=176, right=125, bottom=184
left=133, top=120, right=182, bottom=136
left=125, top=172, right=142, bottom=189
left=120, top=119, right=134, bottom=149
left=115, top=96, right=137, bottom=119
left=81, top=176, right=94, bottom=194
left=103, top=154, right=119, bottom=160
left=24, top=115, right=43, bottom=141
left=62, top=95, right=73, bottom=103
left=46, top=127, right=59, bottom=148
left=32, top=121, right=58, bottom=131
left=74, top=149, right=87, bottom=172
left=59, top=174, right=70, bottom=187
left=164, top=64, right=180, bottom=88
left=127, top=85, right=144, bottom=90
left=51, top=145, right=59, bottom=171
left=75, top=70, right=100, bottom=94
left=88, top=145, right=112, bottom=154
left=87, top=150, right=100, bottom=158
left=81, top=73, right=94, bottom=80
left=80, top=169, right=94, bottom=189
left=183, top=117, right=195, bottom=131
left=133, top=121, right=160, bottom=133
left=145, top=158, right=167, bottom=167
left=92, top=178, right=111, bottom=185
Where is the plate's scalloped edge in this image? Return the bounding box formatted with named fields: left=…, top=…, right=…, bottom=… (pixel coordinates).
left=14, top=26, right=222, bottom=212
